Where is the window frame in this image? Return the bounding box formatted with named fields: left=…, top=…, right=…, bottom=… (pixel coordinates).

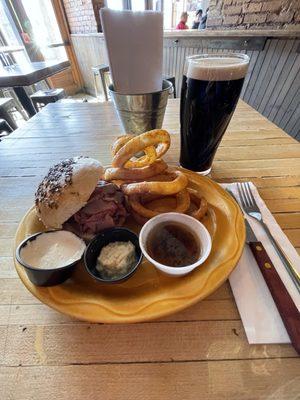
left=105, top=0, right=163, bottom=11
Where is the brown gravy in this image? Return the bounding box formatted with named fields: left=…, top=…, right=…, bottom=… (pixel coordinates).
left=147, top=222, right=200, bottom=267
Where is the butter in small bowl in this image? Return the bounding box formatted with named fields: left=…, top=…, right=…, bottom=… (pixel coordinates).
left=96, top=241, right=137, bottom=279
left=84, top=227, right=142, bottom=284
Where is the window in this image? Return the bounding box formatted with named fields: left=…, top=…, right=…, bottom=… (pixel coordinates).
left=0, top=0, right=67, bottom=64
left=0, top=0, right=28, bottom=65
left=21, top=0, right=67, bottom=61
left=131, top=0, right=146, bottom=11
left=104, top=0, right=207, bottom=29
left=163, top=0, right=173, bottom=29
left=106, top=0, right=123, bottom=10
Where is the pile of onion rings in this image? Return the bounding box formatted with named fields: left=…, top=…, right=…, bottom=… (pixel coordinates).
left=103, top=129, right=208, bottom=224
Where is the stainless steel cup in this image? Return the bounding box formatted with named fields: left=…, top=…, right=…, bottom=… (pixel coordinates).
left=108, top=80, right=173, bottom=135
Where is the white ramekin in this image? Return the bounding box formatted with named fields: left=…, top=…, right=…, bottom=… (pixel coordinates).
left=139, top=212, right=212, bottom=276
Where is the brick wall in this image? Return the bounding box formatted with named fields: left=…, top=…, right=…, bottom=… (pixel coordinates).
left=207, top=0, right=300, bottom=29
left=63, top=0, right=104, bottom=33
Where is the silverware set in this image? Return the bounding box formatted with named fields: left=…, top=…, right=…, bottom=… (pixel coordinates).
left=226, top=183, right=300, bottom=354
left=237, top=182, right=300, bottom=293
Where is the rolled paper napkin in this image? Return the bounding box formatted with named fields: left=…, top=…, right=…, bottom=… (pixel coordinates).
left=100, top=9, right=163, bottom=94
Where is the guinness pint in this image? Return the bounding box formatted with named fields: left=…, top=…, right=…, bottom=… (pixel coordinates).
left=180, top=54, right=249, bottom=174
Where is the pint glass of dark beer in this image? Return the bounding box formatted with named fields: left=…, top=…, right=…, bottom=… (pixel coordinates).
left=180, top=53, right=249, bottom=174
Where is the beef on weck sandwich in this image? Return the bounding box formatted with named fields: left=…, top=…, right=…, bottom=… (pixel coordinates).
left=35, top=156, right=127, bottom=240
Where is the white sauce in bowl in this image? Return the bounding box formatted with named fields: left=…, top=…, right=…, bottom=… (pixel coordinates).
left=20, top=231, right=86, bottom=269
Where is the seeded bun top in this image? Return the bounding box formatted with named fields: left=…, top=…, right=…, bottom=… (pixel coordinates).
left=35, top=156, right=104, bottom=229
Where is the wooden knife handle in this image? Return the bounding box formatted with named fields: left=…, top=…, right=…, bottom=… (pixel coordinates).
left=249, top=241, right=300, bottom=354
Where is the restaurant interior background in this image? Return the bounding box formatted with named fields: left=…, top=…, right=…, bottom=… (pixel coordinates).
left=0, top=0, right=299, bottom=139
left=1, top=1, right=300, bottom=397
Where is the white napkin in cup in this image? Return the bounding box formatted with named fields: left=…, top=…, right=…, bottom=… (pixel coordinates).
left=100, top=9, right=163, bottom=94
left=223, top=182, right=300, bottom=344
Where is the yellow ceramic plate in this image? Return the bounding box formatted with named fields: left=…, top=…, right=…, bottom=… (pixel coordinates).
left=14, top=169, right=245, bottom=323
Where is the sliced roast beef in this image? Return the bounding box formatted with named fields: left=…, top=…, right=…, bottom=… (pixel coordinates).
left=64, top=181, right=127, bottom=239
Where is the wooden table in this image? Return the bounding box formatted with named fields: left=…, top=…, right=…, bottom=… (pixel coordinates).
left=0, top=60, right=70, bottom=117
left=0, top=100, right=299, bottom=399
left=0, top=60, right=70, bottom=87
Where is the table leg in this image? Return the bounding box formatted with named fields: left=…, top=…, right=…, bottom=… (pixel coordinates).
left=100, top=71, right=109, bottom=101
left=93, top=73, right=99, bottom=99
left=13, top=87, right=36, bottom=117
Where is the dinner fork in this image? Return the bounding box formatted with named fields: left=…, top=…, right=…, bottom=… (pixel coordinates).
left=237, top=182, right=300, bottom=293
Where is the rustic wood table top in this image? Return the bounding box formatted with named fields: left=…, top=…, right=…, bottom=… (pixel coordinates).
left=0, top=99, right=299, bottom=399
left=0, top=60, right=70, bottom=87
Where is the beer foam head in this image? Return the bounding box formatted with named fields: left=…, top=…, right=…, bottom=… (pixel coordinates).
left=187, top=54, right=249, bottom=81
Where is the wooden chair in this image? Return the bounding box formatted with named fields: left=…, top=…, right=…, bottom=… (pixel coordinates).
left=0, top=118, right=13, bottom=139
left=164, top=76, right=176, bottom=98
left=0, top=98, right=18, bottom=130
left=92, top=64, right=110, bottom=101
left=0, top=88, right=29, bottom=121
left=30, top=89, right=66, bottom=112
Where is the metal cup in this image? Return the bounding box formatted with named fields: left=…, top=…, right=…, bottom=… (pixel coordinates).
left=108, top=80, right=173, bottom=135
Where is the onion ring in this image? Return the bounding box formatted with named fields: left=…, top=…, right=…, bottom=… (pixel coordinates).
left=122, top=170, right=188, bottom=196
left=111, top=134, right=133, bottom=156
left=111, top=134, right=157, bottom=169
left=104, top=159, right=168, bottom=181
left=112, top=129, right=170, bottom=168
left=128, top=189, right=190, bottom=219
left=187, top=187, right=208, bottom=221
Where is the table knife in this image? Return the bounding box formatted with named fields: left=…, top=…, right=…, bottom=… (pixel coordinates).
left=245, top=217, right=300, bottom=353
